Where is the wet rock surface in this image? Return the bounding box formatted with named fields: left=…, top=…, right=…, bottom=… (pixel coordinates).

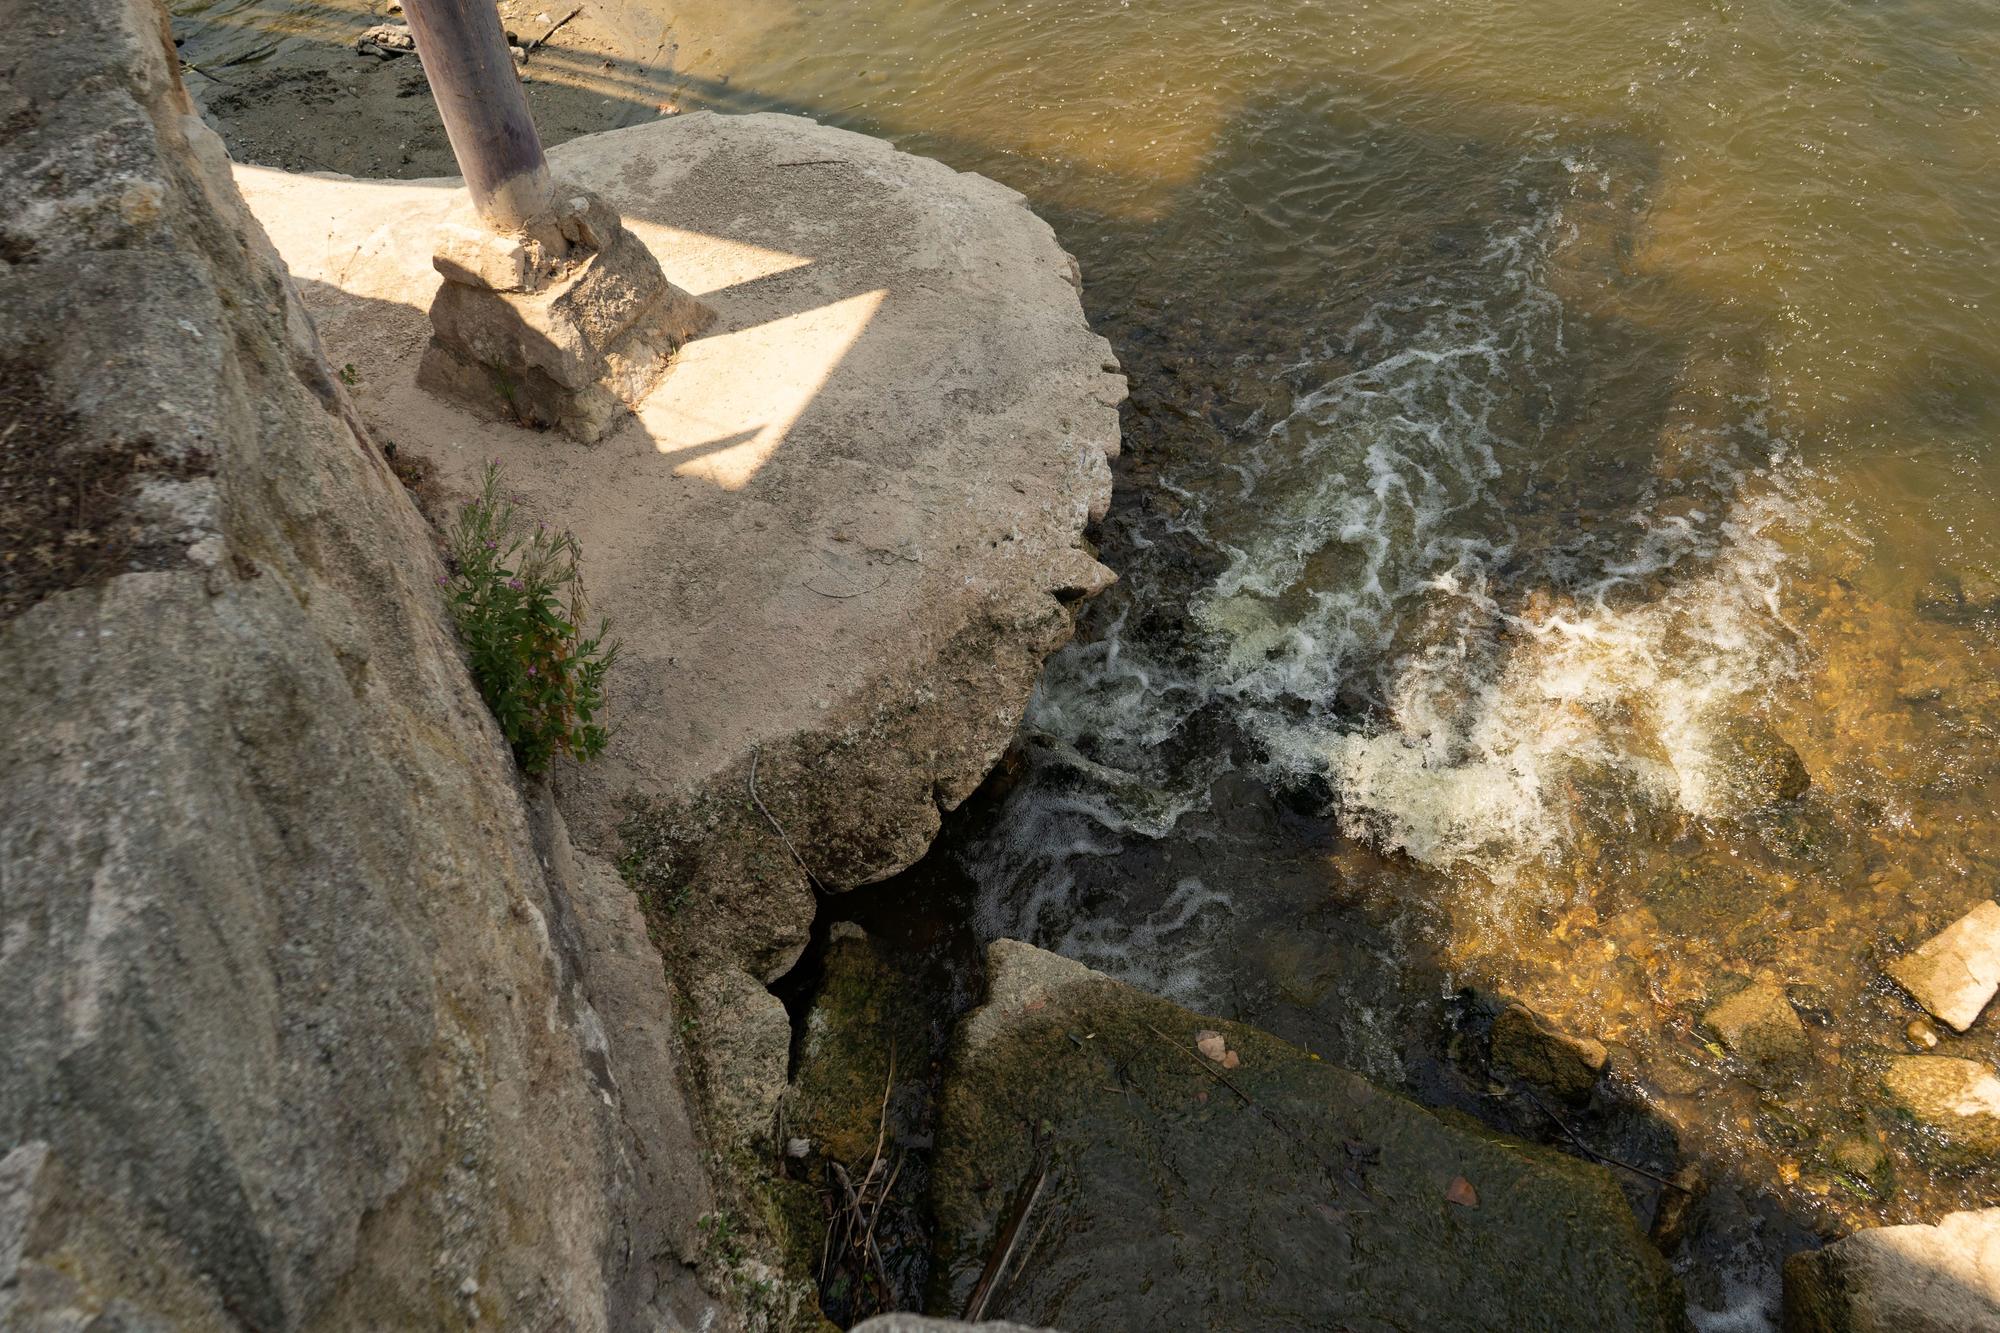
left=1714, top=716, right=1813, bottom=809
left=1490, top=998, right=1611, bottom=1103
left=1703, top=982, right=1812, bottom=1076
left=788, top=925, right=930, bottom=1169
left=1882, top=1058, right=2000, bottom=1159
left=928, top=940, right=1691, bottom=1332
left=1888, top=900, right=2000, bottom=1034
left=1783, top=1207, right=2000, bottom=1333
left=782, top=924, right=939, bottom=1322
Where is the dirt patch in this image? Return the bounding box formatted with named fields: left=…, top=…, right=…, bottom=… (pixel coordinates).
left=380, top=439, right=447, bottom=526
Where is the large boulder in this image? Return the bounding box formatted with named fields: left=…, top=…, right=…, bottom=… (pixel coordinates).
left=0, top=3, right=716, bottom=1327
left=1783, top=1208, right=2000, bottom=1333
left=928, top=941, right=1691, bottom=1332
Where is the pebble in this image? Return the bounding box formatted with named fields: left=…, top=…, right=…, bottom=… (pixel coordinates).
left=1907, top=1018, right=1940, bottom=1050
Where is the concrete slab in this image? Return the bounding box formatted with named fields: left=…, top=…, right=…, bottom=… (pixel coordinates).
left=236, top=111, right=1124, bottom=872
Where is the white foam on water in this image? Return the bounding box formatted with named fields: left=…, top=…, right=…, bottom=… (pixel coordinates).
left=967, top=141, right=1804, bottom=988
left=1685, top=1240, right=1784, bottom=1333
left=1295, top=484, right=1799, bottom=876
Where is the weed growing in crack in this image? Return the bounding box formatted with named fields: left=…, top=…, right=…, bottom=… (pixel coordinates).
left=445, top=462, right=618, bottom=776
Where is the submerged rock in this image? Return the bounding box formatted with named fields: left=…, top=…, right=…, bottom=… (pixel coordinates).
left=929, top=940, right=1690, bottom=1332
left=1783, top=1207, right=2000, bottom=1333
left=1888, top=900, right=2000, bottom=1034
left=1491, top=999, right=1610, bottom=1103
left=1883, top=1057, right=2000, bottom=1158
left=1915, top=569, right=2000, bottom=622
left=1703, top=982, right=1811, bottom=1076
left=1715, top=716, right=1812, bottom=808
left=787, top=924, right=931, bottom=1167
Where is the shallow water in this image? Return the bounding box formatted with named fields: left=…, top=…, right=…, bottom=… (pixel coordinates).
left=177, top=0, right=2000, bottom=1324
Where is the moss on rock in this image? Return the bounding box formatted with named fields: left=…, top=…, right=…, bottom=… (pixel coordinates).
left=788, top=924, right=932, bottom=1167
left=929, top=940, right=1691, bottom=1332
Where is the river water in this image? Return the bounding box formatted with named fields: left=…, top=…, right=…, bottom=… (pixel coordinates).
left=176, top=0, right=2000, bottom=1325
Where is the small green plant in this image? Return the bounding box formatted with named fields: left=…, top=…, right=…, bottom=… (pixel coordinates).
left=617, top=796, right=705, bottom=914
left=698, top=1209, right=746, bottom=1266
left=338, top=363, right=359, bottom=385
left=444, top=463, right=618, bottom=775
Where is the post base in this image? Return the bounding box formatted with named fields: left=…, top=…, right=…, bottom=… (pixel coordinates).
left=418, top=186, right=714, bottom=443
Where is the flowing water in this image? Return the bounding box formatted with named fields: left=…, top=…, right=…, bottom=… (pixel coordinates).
left=177, top=0, right=2000, bottom=1324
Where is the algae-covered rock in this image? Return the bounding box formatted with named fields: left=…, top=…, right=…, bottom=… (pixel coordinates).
left=1491, top=1000, right=1610, bottom=1103
left=1882, top=1057, right=2000, bottom=1158
left=930, top=940, right=1690, bottom=1332
left=1703, top=982, right=1811, bottom=1075
left=785, top=925, right=939, bottom=1324
left=1783, top=1207, right=2000, bottom=1333
left=789, top=924, right=932, bottom=1167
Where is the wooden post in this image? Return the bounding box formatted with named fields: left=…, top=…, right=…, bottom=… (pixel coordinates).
left=400, top=0, right=555, bottom=235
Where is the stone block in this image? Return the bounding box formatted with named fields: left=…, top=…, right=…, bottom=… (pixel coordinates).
left=432, top=220, right=534, bottom=292
left=420, top=184, right=714, bottom=442
left=1889, top=900, right=2000, bottom=1033
left=1784, top=1207, right=2000, bottom=1333
left=1883, top=1056, right=2000, bottom=1158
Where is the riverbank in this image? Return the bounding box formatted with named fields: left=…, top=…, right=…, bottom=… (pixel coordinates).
left=19, top=0, right=2000, bottom=1326
left=3, top=0, right=1125, bottom=1322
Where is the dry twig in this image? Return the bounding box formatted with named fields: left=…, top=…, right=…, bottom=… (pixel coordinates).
left=526, top=3, right=583, bottom=51
left=748, top=746, right=825, bottom=893
left=964, top=1148, right=1050, bottom=1321
left=1492, top=1085, right=1688, bottom=1192
left=818, top=1048, right=902, bottom=1305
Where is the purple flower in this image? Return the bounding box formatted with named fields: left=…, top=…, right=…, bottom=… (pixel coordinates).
left=485, top=540, right=498, bottom=550
left=527, top=665, right=538, bottom=677
left=436, top=575, right=449, bottom=587
left=507, top=578, right=524, bottom=591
